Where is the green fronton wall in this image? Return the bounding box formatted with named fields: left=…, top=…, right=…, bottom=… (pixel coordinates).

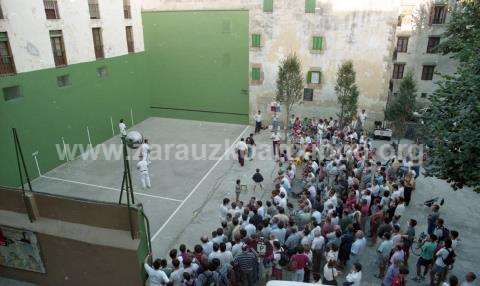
left=0, top=10, right=250, bottom=187
left=0, top=53, right=150, bottom=187
left=142, top=10, right=250, bottom=124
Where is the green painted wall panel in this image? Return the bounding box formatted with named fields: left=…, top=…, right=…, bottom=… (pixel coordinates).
left=0, top=53, right=150, bottom=187
left=142, top=11, right=249, bottom=123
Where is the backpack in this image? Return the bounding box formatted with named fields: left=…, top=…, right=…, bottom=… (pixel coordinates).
left=440, top=227, right=450, bottom=241
left=277, top=250, right=289, bottom=267
left=442, top=248, right=456, bottom=266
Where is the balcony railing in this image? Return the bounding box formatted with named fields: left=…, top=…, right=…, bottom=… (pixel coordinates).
left=94, top=45, right=104, bottom=59
left=89, top=3, right=100, bottom=19
left=0, top=55, right=16, bottom=75
left=53, top=53, right=67, bottom=67
left=44, top=0, right=60, bottom=19
left=123, top=5, right=131, bottom=19
left=127, top=40, right=134, bottom=53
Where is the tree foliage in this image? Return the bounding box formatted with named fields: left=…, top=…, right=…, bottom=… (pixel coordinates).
left=276, top=54, right=304, bottom=140
left=335, top=61, right=359, bottom=127
left=385, top=71, right=417, bottom=141
left=422, top=0, right=480, bottom=192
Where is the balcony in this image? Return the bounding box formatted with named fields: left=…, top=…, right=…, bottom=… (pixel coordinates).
left=94, top=45, right=104, bottom=59
left=123, top=5, right=131, bottom=19
left=44, top=0, right=60, bottom=19
left=89, top=3, right=100, bottom=19
left=0, top=55, right=16, bottom=75
left=53, top=53, right=67, bottom=67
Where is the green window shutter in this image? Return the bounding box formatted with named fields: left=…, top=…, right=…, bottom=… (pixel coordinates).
left=252, top=34, right=261, bottom=47
left=263, top=0, right=273, bottom=12
left=313, top=36, right=323, bottom=50
left=307, top=71, right=312, bottom=83
left=305, top=0, right=316, bottom=13
left=252, top=67, right=261, bottom=81
left=0, top=32, right=8, bottom=42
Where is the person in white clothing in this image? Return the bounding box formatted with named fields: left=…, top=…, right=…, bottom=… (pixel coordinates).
left=254, top=110, right=262, bottom=133
left=345, top=263, right=362, bottom=286
left=137, top=159, right=151, bottom=189
left=119, top=119, right=127, bottom=138
left=144, top=254, right=169, bottom=286
left=140, top=138, right=151, bottom=164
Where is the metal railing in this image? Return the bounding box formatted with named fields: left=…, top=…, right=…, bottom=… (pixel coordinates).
left=94, top=45, right=104, bottom=59
left=44, top=0, right=60, bottom=19
left=0, top=55, right=15, bottom=75
left=89, top=3, right=100, bottom=19
left=123, top=5, right=131, bottom=18
left=53, top=53, right=67, bottom=67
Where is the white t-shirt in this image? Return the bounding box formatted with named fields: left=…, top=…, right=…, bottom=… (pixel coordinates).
left=435, top=248, right=450, bottom=268
left=119, top=122, right=127, bottom=136
left=346, top=270, right=362, bottom=286
left=144, top=264, right=169, bottom=286
left=236, top=141, right=248, bottom=151
left=254, top=114, right=262, bottom=123
left=323, top=265, right=338, bottom=281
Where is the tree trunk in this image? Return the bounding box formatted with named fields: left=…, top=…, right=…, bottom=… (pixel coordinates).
left=284, top=106, right=290, bottom=143
left=340, top=104, right=344, bottom=127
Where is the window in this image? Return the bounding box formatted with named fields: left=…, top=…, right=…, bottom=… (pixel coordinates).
left=0, top=3, right=4, bottom=19
left=396, top=37, right=409, bottom=53
left=126, top=26, right=134, bottom=53
left=57, top=75, right=71, bottom=87
left=88, top=0, right=100, bottom=19
left=397, top=15, right=403, bottom=27
left=421, top=65, right=435, bottom=80
left=97, top=66, right=108, bottom=78
left=251, top=67, right=261, bottom=81
left=44, top=0, right=60, bottom=19
left=307, top=71, right=321, bottom=84
left=426, top=36, right=440, bottom=53
left=92, top=28, right=104, bottom=59
left=421, top=93, right=427, bottom=98
left=312, top=36, right=323, bottom=51
left=50, top=30, right=67, bottom=67
left=0, top=32, right=16, bottom=75
left=3, top=86, right=22, bottom=101
left=305, top=0, right=316, bottom=13
left=303, top=88, right=313, bottom=101
left=263, top=0, right=273, bottom=12
left=123, top=0, right=131, bottom=19
left=251, top=34, right=261, bottom=48
left=392, top=63, right=405, bottom=79
left=429, top=5, right=446, bottom=25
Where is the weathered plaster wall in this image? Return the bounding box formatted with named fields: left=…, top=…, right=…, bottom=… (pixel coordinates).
left=0, top=0, right=145, bottom=73
left=142, top=0, right=401, bottom=122
left=393, top=0, right=457, bottom=103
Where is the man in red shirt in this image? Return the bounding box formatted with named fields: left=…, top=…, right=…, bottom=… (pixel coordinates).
left=290, top=245, right=309, bottom=282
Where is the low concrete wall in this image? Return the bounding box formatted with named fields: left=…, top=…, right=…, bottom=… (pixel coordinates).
left=0, top=186, right=146, bottom=286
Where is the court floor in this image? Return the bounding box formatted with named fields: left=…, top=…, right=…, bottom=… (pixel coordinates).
left=29, top=117, right=280, bottom=256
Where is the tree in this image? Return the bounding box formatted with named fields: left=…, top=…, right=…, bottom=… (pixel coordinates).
left=385, top=71, right=417, bottom=147
left=422, top=0, right=480, bottom=192
left=276, top=54, right=304, bottom=141
left=335, top=61, right=359, bottom=127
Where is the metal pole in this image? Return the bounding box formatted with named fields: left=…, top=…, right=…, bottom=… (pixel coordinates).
left=13, top=128, right=33, bottom=191
left=13, top=129, right=25, bottom=195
